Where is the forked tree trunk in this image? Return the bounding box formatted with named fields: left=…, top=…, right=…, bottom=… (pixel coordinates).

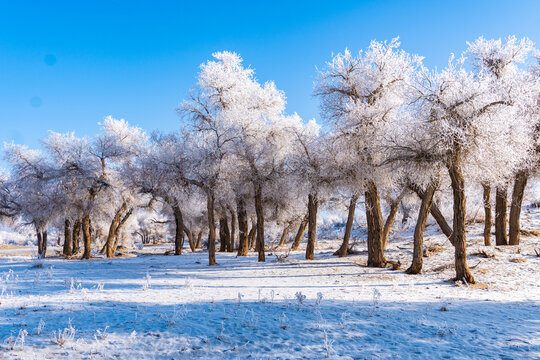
left=72, top=219, right=81, bottom=254
left=227, top=205, right=236, bottom=252
left=407, top=184, right=436, bottom=274
left=63, top=219, right=72, bottom=256
left=81, top=214, right=92, bottom=260
left=106, top=205, right=126, bottom=258
left=254, top=183, right=265, bottom=262
left=278, top=225, right=290, bottom=247
left=237, top=198, right=249, bottom=256
left=207, top=191, right=217, bottom=265
left=482, top=183, right=492, bottom=246
left=291, top=215, right=308, bottom=251
left=509, top=170, right=528, bottom=245
left=448, top=155, right=475, bottom=284
left=382, top=191, right=406, bottom=250
left=195, top=231, right=202, bottom=249
left=306, top=193, right=318, bottom=260
left=112, top=208, right=132, bottom=254
left=410, top=185, right=453, bottom=243
left=184, top=227, right=195, bottom=252
left=335, top=194, right=358, bottom=257
left=365, top=181, right=385, bottom=267
left=173, top=205, right=185, bottom=255
left=495, top=187, right=508, bottom=246
left=219, top=215, right=230, bottom=252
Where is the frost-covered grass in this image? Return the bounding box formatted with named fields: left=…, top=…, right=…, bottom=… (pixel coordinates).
left=0, top=214, right=539, bottom=359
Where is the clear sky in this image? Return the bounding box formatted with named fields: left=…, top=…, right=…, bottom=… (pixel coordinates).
left=1, top=0, right=539, bottom=164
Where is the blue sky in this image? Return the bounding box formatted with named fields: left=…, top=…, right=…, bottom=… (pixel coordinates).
left=0, top=0, right=539, bottom=164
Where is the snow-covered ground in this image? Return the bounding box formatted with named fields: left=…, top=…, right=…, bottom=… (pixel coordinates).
left=0, top=211, right=539, bottom=359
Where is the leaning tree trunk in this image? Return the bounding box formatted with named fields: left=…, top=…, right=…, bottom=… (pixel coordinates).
left=81, top=214, right=92, bottom=260
left=195, top=231, right=202, bottom=249
left=407, top=184, right=436, bottom=274
left=482, top=183, right=492, bottom=246
left=72, top=219, right=81, bottom=254
left=206, top=190, right=217, bottom=266
left=173, top=205, right=185, bottom=255
left=495, top=187, right=508, bottom=246
left=219, top=215, right=230, bottom=252
left=237, top=198, right=249, bottom=256
left=227, top=205, right=236, bottom=252
left=184, top=227, right=195, bottom=252
left=278, top=224, right=290, bottom=247
left=334, top=194, right=358, bottom=257
left=365, top=181, right=385, bottom=267
left=248, top=222, right=256, bottom=250
left=382, top=192, right=405, bottom=251
left=106, top=206, right=126, bottom=258
left=112, top=208, right=132, bottom=254
left=410, top=185, right=453, bottom=243
left=63, top=219, right=72, bottom=256
left=291, top=215, right=308, bottom=251
left=448, top=155, right=475, bottom=284
left=305, top=193, right=318, bottom=260
left=509, top=170, right=528, bottom=246
left=254, top=183, right=265, bottom=262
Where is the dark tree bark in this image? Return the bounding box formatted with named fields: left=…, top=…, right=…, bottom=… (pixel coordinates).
left=72, top=219, right=81, bottom=254
left=173, top=205, right=185, bottom=255
left=254, top=183, right=265, bottom=262
left=365, top=181, right=385, bottom=267
left=206, top=190, right=217, bottom=265
left=227, top=205, right=236, bottom=252
left=509, top=170, right=528, bottom=245
left=184, top=227, right=195, bottom=252
left=237, top=198, right=249, bottom=256
left=278, top=224, right=290, bottom=247
left=406, top=184, right=436, bottom=274
left=41, top=229, right=48, bottom=258
left=448, top=155, right=475, bottom=283
left=382, top=191, right=406, bottom=250
left=335, top=194, right=358, bottom=257
left=291, top=215, right=308, bottom=251
left=495, top=187, right=508, bottom=246
left=482, top=183, right=492, bottom=246
left=219, top=214, right=230, bottom=252
left=306, top=193, right=319, bottom=260
left=63, top=219, right=72, bottom=256
left=410, top=184, right=453, bottom=243
left=36, top=226, right=43, bottom=256
left=195, top=231, right=202, bottom=249
left=81, top=214, right=92, bottom=260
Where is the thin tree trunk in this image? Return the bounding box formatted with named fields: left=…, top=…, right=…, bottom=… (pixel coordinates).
left=106, top=205, right=126, bottom=258
left=291, top=215, right=308, bottom=251
left=335, top=194, right=358, bottom=257
left=410, top=184, right=453, bottom=243
left=254, top=183, right=265, bottom=262
left=306, top=193, right=318, bottom=260
left=219, top=215, right=230, bottom=252
left=248, top=222, right=256, bottom=249
left=184, top=227, right=195, bottom=252
left=482, top=183, right=492, bottom=246
left=173, top=205, right=185, bottom=255
left=448, top=156, right=475, bottom=284
left=81, top=214, right=92, bottom=260
left=237, top=198, right=249, bottom=256
left=42, top=228, right=48, bottom=258
left=495, top=187, right=508, bottom=246
left=227, top=205, right=236, bottom=252
left=382, top=191, right=405, bottom=250
left=195, top=231, right=202, bottom=249
left=509, top=170, right=528, bottom=245
left=72, top=219, right=81, bottom=254
left=207, top=190, right=217, bottom=266
left=365, top=181, right=385, bottom=267
left=278, top=225, right=290, bottom=247
left=63, top=219, right=72, bottom=256
left=407, top=184, right=436, bottom=274
left=112, top=208, right=132, bottom=254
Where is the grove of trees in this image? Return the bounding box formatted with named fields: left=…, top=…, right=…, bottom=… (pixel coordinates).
left=1, top=36, right=538, bottom=284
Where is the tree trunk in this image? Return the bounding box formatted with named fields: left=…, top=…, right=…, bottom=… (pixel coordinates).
left=36, top=225, right=43, bottom=257
left=112, top=208, right=132, bottom=254
left=41, top=229, right=48, bottom=258
left=482, top=183, right=492, bottom=246
left=509, top=170, right=528, bottom=245
left=72, top=219, right=81, bottom=254
left=237, top=198, right=249, bottom=256
left=306, top=193, right=318, bottom=260
left=448, top=156, right=475, bottom=283
left=406, top=184, right=436, bottom=274
left=410, top=184, right=453, bottom=243
left=335, top=194, right=358, bottom=257
left=248, top=222, right=256, bottom=250
left=63, top=219, right=72, bottom=256
left=254, top=183, right=265, bottom=262
left=365, top=181, right=385, bottom=267
left=184, top=227, right=195, bottom=252
left=227, top=205, right=236, bottom=252
left=219, top=215, right=230, bottom=252
left=495, top=187, right=508, bottom=246
left=106, top=205, right=126, bottom=258
left=81, top=214, right=92, bottom=260
left=291, top=215, right=308, bottom=251
left=173, top=205, right=185, bottom=255
left=195, top=231, right=202, bottom=249
left=206, top=190, right=217, bottom=266
left=278, top=225, right=290, bottom=247
left=382, top=192, right=405, bottom=250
